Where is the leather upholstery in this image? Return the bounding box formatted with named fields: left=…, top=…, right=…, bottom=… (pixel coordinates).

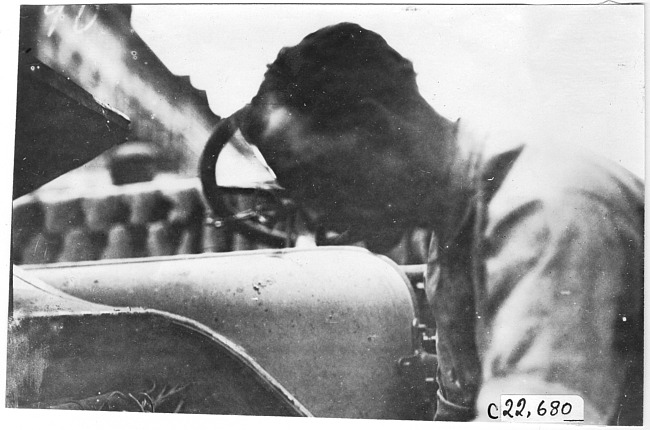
left=12, top=176, right=430, bottom=265
left=11, top=177, right=227, bottom=264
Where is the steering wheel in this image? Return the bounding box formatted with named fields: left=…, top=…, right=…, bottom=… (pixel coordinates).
left=199, top=109, right=347, bottom=248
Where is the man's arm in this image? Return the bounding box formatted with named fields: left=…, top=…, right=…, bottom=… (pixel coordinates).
left=474, top=193, right=643, bottom=424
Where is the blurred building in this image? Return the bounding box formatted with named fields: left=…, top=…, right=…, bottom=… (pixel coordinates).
left=19, top=4, right=220, bottom=176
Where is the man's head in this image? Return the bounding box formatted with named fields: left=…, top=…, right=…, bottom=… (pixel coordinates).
left=239, top=23, right=454, bottom=250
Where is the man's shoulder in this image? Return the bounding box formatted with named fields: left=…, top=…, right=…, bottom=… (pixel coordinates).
left=481, top=140, right=643, bottom=233
left=453, top=120, right=643, bottom=235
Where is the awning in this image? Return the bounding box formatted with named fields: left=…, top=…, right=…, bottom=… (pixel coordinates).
left=13, top=57, right=130, bottom=198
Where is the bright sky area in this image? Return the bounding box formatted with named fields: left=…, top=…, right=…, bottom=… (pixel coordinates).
left=130, top=5, right=643, bottom=178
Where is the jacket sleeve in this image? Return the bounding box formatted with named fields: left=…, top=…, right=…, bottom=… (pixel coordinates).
left=473, top=192, right=643, bottom=424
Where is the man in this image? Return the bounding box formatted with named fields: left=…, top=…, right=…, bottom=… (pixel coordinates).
left=234, top=23, right=644, bottom=424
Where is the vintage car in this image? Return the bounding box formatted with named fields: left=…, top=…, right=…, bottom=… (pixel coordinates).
left=7, top=5, right=437, bottom=421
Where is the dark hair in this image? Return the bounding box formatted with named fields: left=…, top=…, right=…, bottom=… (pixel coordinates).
left=238, top=23, right=437, bottom=250
left=253, top=23, right=421, bottom=129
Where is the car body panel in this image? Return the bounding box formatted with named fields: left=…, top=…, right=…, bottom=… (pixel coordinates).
left=8, top=268, right=311, bottom=416
left=24, top=246, right=428, bottom=419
